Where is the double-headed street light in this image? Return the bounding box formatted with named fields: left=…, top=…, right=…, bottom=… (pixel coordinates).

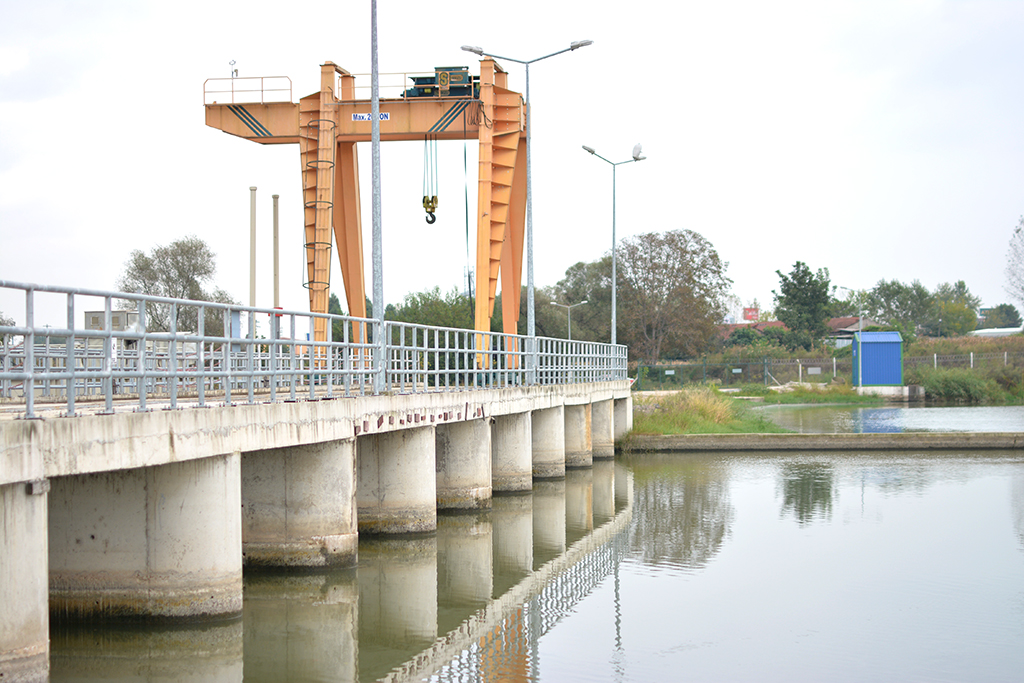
left=461, top=40, right=593, bottom=345
left=550, top=300, right=588, bottom=340
left=582, top=144, right=646, bottom=345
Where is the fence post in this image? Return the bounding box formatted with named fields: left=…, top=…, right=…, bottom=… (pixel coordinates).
left=703, top=357, right=707, bottom=383
left=934, top=353, right=937, bottom=369
left=970, top=352, right=974, bottom=369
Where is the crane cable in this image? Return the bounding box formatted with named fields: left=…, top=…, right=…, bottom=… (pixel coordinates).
left=422, top=134, right=438, bottom=224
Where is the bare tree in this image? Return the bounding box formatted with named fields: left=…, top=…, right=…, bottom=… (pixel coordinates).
left=1007, top=216, right=1024, bottom=308
left=617, top=229, right=732, bottom=362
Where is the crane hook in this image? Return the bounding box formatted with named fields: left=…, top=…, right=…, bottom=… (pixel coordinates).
left=423, top=195, right=438, bottom=224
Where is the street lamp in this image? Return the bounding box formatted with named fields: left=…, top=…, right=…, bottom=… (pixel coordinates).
left=837, top=286, right=863, bottom=394
left=550, top=300, right=587, bottom=340
left=461, top=40, right=594, bottom=345
left=581, top=144, right=646, bottom=345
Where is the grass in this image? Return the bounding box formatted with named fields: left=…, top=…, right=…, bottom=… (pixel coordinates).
left=904, top=366, right=1016, bottom=403
left=751, top=384, right=884, bottom=405
left=630, top=386, right=790, bottom=435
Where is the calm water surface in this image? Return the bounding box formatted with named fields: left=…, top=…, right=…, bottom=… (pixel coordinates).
left=50, top=450, right=1024, bottom=682
left=758, top=403, right=1024, bottom=433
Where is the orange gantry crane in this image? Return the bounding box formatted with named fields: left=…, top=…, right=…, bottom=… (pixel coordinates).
left=204, top=60, right=526, bottom=343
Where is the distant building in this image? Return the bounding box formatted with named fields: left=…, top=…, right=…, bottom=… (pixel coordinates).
left=826, top=316, right=883, bottom=348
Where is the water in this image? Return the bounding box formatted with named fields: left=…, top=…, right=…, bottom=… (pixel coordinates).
left=49, top=450, right=1024, bottom=682
left=758, top=403, right=1024, bottom=433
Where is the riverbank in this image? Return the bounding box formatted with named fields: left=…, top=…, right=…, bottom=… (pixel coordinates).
left=620, top=431, right=1024, bottom=452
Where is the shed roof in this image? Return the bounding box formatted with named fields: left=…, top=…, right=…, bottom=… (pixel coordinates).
left=854, top=331, right=903, bottom=343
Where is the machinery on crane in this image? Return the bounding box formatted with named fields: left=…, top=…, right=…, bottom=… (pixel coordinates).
left=203, top=60, right=526, bottom=345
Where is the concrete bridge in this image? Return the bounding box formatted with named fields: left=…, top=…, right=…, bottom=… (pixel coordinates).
left=0, top=280, right=632, bottom=681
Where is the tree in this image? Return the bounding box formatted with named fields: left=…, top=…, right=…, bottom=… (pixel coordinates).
left=0, top=311, right=13, bottom=327
left=933, top=301, right=977, bottom=337
left=116, top=236, right=237, bottom=334
left=979, top=303, right=1022, bottom=329
left=616, top=229, right=732, bottom=362
left=1006, top=216, right=1024, bottom=308
left=388, top=286, right=474, bottom=330
left=552, top=256, right=612, bottom=342
left=864, top=279, right=932, bottom=336
left=772, top=262, right=831, bottom=340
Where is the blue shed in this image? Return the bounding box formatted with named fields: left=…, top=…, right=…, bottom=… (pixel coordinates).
left=852, top=331, right=903, bottom=386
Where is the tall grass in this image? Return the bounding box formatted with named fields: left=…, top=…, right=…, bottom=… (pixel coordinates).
left=631, top=387, right=789, bottom=435
left=904, top=366, right=1007, bottom=403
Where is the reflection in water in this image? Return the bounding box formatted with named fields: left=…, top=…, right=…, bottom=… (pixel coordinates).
left=778, top=461, right=835, bottom=525
left=243, top=570, right=357, bottom=683
left=761, top=403, right=1024, bottom=434
left=47, top=451, right=1024, bottom=683
left=50, top=619, right=243, bottom=682
left=358, top=535, right=438, bottom=682
left=627, top=455, right=733, bottom=570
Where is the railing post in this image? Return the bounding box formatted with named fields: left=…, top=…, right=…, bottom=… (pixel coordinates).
left=373, top=319, right=386, bottom=394
left=138, top=300, right=148, bottom=411
left=102, top=296, right=112, bottom=414
left=66, top=293, right=76, bottom=416
left=170, top=302, right=179, bottom=409
left=24, top=287, right=35, bottom=418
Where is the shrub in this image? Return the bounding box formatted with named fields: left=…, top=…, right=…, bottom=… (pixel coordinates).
left=905, top=366, right=999, bottom=403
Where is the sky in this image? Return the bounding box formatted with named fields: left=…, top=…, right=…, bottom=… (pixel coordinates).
left=2, top=0, right=1023, bottom=328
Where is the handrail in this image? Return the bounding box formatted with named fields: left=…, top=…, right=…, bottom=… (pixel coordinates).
left=203, top=76, right=293, bottom=105
left=0, top=280, right=628, bottom=418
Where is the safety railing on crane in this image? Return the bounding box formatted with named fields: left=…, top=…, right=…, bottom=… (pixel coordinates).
left=203, top=76, right=293, bottom=105
left=0, top=281, right=628, bottom=419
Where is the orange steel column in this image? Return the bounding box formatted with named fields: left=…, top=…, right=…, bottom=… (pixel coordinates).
left=474, top=59, right=524, bottom=338
left=300, top=62, right=343, bottom=343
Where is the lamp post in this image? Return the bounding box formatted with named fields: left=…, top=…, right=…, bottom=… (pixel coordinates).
left=461, top=40, right=593, bottom=345
left=581, top=144, right=646, bottom=345
left=838, top=286, right=863, bottom=394
left=550, top=300, right=587, bottom=340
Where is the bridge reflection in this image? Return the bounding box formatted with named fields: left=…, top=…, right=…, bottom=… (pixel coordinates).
left=48, top=462, right=633, bottom=683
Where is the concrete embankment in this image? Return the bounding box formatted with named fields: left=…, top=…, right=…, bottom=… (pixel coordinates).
left=622, top=432, right=1024, bottom=452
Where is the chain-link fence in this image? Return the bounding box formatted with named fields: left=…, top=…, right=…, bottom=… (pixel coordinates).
left=634, top=351, right=1024, bottom=391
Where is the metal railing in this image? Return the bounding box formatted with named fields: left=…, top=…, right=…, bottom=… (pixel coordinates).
left=0, top=281, right=627, bottom=418
left=203, top=76, right=293, bottom=105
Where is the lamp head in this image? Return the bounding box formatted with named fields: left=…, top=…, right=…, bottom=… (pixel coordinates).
left=461, top=45, right=485, bottom=56
left=632, top=143, right=646, bottom=161
left=570, top=40, right=594, bottom=50
left=582, top=145, right=596, bottom=154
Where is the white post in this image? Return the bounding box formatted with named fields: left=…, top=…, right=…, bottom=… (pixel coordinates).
left=249, top=186, right=257, bottom=308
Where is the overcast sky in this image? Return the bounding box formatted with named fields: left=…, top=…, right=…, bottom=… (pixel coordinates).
left=2, top=0, right=1022, bottom=327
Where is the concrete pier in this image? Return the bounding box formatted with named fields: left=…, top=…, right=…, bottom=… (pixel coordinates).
left=0, top=481, right=49, bottom=683
left=531, top=407, right=566, bottom=479
left=564, top=404, right=593, bottom=468
left=491, top=412, right=533, bottom=492
left=48, top=454, right=243, bottom=621
left=435, top=420, right=492, bottom=509
left=357, top=426, right=437, bottom=534
left=614, top=396, right=633, bottom=443
left=241, top=439, right=358, bottom=568
left=592, top=399, right=615, bottom=459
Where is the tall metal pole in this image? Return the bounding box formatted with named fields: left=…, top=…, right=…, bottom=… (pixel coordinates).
left=249, top=186, right=256, bottom=308
left=371, top=0, right=385, bottom=393
left=581, top=145, right=645, bottom=346
left=272, top=194, right=280, bottom=309
left=524, top=64, right=537, bottom=382
left=611, top=164, right=617, bottom=345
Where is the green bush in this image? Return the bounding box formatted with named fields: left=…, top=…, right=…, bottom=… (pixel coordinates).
left=905, top=366, right=1000, bottom=403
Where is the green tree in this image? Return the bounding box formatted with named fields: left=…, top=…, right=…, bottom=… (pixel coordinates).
left=772, top=262, right=831, bottom=340
left=617, top=229, right=732, bottom=362
left=0, top=311, right=13, bottom=327
left=388, top=286, right=474, bottom=330
left=933, top=300, right=977, bottom=337
left=979, top=303, right=1023, bottom=329
left=933, top=280, right=981, bottom=312
left=1005, top=216, right=1024, bottom=308
left=116, top=236, right=236, bottom=335
left=725, top=327, right=760, bottom=347
left=864, top=279, right=932, bottom=338
left=551, top=255, right=613, bottom=342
